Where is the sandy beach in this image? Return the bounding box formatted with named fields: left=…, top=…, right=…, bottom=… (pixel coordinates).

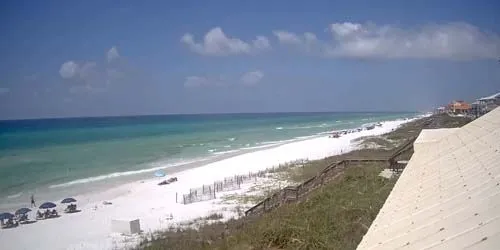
left=0, top=117, right=422, bottom=250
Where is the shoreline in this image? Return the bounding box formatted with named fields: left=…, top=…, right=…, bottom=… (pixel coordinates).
left=0, top=133, right=327, bottom=211
left=0, top=115, right=426, bottom=250
left=0, top=114, right=421, bottom=211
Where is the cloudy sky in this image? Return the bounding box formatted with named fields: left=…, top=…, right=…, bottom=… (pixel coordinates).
left=1, top=0, right=500, bottom=119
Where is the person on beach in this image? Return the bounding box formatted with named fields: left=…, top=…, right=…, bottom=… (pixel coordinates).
left=30, top=194, right=36, bottom=208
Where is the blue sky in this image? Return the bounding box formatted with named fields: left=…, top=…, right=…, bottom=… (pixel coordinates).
left=1, top=0, right=499, bottom=119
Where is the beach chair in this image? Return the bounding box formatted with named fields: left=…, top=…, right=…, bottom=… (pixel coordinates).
left=50, top=209, right=58, bottom=218
left=36, top=211, right=45, bottom=220
left=5, top=219, right=18, bottom=228
left=64, top=204, right=77, bottom=213
left=43, top=210, right=51, bottom=219
left=17, top=214, right=28, bottom=223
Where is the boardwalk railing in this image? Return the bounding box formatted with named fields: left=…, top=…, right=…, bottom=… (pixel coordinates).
left=245, top=140, right=418, bottom=217
left=178, top=133, right=418, bottom=210
left=244, top=159, right=388, bottom=216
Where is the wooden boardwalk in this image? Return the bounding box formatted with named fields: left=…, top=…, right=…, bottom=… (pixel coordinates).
left=245, top=139, right=417, bottom=217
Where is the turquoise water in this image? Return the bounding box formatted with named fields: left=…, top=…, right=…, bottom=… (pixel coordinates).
left=0, top=112, right=417, bottom=206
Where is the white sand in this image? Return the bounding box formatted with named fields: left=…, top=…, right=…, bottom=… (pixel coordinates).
left=0, top=117, right=421, bottom=250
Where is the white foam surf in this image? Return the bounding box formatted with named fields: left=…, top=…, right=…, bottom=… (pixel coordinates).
left=212, top=149, right=241, bottom=155
left=7, top=192, right=23, bottom=199
left=49, top=159, right=203, bottom=189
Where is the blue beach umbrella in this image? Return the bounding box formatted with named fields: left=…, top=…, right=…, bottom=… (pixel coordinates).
left=0, top=212, right=15, bottom=220
left=61, top=198, right=77, bottom=204
left=39, top=202, right=57, bottom=209
left=15, top=208, right=32, bottom=215
left=154, top=170, right=166, bottom=177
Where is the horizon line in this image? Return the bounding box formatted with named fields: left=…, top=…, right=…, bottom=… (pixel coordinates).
left=0, top=110, right=424, bottom=122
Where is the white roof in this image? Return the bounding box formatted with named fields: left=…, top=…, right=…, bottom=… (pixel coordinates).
left=478, top=92, right=500, bottom=101
left=413, top=128, right=459, bottom=152
left=357, top=107, right=500, bottom=250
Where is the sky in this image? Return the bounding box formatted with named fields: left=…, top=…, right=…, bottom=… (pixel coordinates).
left=1, top=0, right=500, bottom=119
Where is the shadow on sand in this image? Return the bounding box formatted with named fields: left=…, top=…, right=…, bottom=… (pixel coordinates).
left=65, top=209, right=82, bottom=214
left=20, top=220, right=37, bottom=225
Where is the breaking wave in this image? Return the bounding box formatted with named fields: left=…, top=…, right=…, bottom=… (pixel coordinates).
left=49, top=159, right=202, bottom=189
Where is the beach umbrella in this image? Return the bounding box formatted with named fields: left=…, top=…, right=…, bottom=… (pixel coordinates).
left=0, top=212, right=15, bottom=220
left=39, top=202, right=56, bottom=209
left=154, top=170, right=166, bottom=177
left=15, top=208, right=32, bottom=215
left=61, top=198, right=77, bottom=204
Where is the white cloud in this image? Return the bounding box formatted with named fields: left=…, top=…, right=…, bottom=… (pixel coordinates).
left=275, top=22, right=500, bottom=60
left=330, top=22, right=362, bottom=37
left=273, top=31, right=302, bottom=45
left=327, top=22, right=500, bottom=59
left=59, top=61, right=98, bottom=81
left=107, top=46, right=120, bottom=62
left=0, top=87, right=9, bottom=95
left=240, top=70, right=264, bottom=85
left=253, top=36, right=271, bottom=50
left=181, top=27, right=271, bottom=56
left=59, top=61, right=80, bottom=78
left=59, top=47, right=129, bottom=93
left=304, top=32, right=318, bottom=43
left=273, top=31, right=319, bottom=53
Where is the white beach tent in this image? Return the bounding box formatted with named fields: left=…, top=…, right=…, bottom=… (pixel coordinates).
left=111, top=218, right=141, bottom=235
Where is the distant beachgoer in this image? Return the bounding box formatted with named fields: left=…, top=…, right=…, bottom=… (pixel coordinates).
left=30, top=194, right=36, bottom=207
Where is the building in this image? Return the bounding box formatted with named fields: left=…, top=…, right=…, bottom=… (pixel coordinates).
left=478, top=92, right=500, bottom=113
left=357, top=107, right=500, bottom=250
left=478, top=92, right=500, bottom=105
left=471, top=101, right=483, bottom=117
left=434, top=106, right=446, bottom=114
left=470, top=92, right=500, bottom=117
left=447, top=100, right=471, bottom=115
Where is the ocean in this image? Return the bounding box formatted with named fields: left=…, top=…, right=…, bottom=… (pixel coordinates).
left=0, top=112, right=417, bottom=208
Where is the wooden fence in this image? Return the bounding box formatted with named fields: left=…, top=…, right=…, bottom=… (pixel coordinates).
left=179, top=171, right=267, bottom=204
left=244, top=138, right=417, bottom=217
